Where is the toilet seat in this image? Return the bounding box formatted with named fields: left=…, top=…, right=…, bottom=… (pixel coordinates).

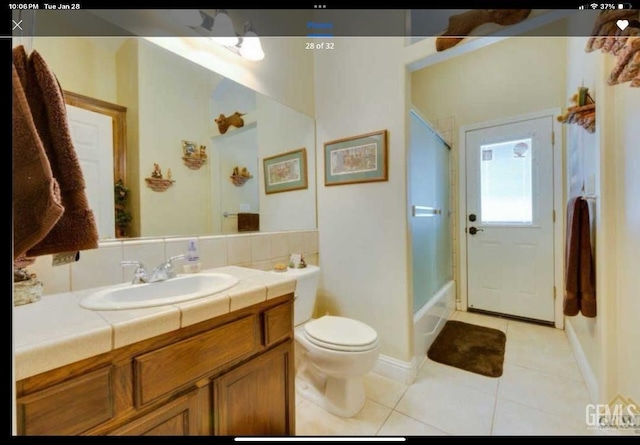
left=303, top=315, right=378, bottom=352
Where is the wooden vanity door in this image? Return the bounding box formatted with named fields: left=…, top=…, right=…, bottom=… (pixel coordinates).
left=213, top=340, right=295, bottom=436
left=107, top=388, right=203, bottom=436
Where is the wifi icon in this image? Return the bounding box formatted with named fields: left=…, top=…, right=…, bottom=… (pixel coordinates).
left=590, top=3, right=599, bottom=8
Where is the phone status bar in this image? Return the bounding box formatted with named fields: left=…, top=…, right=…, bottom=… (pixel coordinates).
left=578, top=3, right=635, bottom=9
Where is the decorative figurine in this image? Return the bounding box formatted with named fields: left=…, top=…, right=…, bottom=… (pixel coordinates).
left=152, top=163, right=163, bottom=179
left=215, top=111, right=246, bottom=134
left=145, top=163, right=175, bottom=192
left=230, top=165, right=253, bottom=186
left=182, top=141, right=207, bottom=170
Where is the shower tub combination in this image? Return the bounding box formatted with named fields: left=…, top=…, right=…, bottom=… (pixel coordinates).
left=413, top=280, right=456, bottom=367
left=408, top=109, right=456, bottom=368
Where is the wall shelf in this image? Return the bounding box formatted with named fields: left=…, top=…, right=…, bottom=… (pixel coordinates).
left=557, top=87, right=596, bottom=134
left=182, top=156, right=206, bottom=170
left=145, top=177, right=175, bottom=192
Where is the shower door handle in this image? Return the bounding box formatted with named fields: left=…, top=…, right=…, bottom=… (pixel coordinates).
left=412, top=206, right=441, bottom=217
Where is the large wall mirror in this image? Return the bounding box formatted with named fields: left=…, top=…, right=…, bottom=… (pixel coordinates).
left=31, top=36, right=316, bottom=241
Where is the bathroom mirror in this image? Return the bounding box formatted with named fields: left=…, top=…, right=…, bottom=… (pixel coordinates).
left=30, top=36, right=316, bottom=240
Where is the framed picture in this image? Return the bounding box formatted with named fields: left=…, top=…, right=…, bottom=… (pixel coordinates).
left=324, top=130, right=388, bottom=186
left=263, top=148, right=308, bottom=194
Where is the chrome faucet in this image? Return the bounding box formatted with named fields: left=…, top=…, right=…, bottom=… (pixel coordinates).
left=147, top=255, right=187, bottom=283
left=121, top=260, right=149, bottom=284
left=121, top=255, right=187, bottom=284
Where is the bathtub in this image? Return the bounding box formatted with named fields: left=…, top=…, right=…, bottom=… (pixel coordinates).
left=413, top=280, right=457, bottom=370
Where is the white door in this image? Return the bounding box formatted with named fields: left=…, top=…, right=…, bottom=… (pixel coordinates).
left=66, top=104, right=115, bottom=239
left=465, top=116, right=555, bottom=322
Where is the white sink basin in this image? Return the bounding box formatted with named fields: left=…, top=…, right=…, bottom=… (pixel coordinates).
left=79, top=273, right=240, bottom=310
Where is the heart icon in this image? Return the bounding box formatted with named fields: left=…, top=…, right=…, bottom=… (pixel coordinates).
left=617, top=20, right=629, bottom=31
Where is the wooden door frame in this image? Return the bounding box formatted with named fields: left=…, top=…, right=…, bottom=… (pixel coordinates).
left=64, top=90, right=128, bottom=186
left=457, top=108, right=564, bottom=329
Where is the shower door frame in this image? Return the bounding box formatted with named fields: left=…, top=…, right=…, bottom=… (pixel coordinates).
left=457, top=108, right=565, bottom=329
left=407, top=108, right=453, bottom=315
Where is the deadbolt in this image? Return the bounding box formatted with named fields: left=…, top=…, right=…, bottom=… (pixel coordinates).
left=469, top=214, right=476, bottom=222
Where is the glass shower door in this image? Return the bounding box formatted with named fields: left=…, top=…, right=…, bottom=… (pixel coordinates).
left=409, top=111, right=452, bottom=313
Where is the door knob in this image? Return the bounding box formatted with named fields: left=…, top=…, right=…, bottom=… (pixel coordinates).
left=468, top=227, right=484, bottom=235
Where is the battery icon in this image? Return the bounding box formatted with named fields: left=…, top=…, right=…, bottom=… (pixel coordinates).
left=618, top=3, right=624, bottom=8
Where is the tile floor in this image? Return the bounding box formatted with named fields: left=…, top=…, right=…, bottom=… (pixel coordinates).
left=295, top=310, right=601, bottom=436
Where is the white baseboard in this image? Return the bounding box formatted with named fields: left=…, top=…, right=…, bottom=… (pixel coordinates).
left=373, top=353, right=419, bottom=385
left=565, top=318, right=599, bottom=404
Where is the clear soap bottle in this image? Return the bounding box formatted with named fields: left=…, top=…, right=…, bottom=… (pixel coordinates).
left=183, top=238, right=201, bottom=273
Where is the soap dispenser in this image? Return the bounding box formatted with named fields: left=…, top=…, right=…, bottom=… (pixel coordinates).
left=183, top=238, right=201, bottom=274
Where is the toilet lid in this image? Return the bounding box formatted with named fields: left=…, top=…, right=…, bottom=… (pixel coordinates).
left=303, top=316, right=378, bottom=352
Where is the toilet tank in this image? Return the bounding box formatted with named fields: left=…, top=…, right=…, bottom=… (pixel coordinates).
left=272, top=265, right=320, bottom=326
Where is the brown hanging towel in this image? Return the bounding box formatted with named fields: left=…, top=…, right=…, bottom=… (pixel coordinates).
left=564, top=197, right=596, bottom=318
left=12, top=46, right=64, bottom=260
left=13, top=45, right=99, bottom=258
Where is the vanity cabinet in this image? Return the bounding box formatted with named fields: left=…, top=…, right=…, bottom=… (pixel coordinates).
left=214, top=340, right=294, bottom=435
left=15, top=294, right=295, bottom=436
left=107, top=387, right=205, bottom=436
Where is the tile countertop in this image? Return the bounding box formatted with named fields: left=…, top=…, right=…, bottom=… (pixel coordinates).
left=13, top=266, right=297, bottom=381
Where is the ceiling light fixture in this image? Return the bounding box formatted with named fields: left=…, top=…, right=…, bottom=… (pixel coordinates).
left=208, top=9, right=239, bottom=47
left=168, top=9, right=264, bottom=61
left=238, top=21, right=265, bottom=61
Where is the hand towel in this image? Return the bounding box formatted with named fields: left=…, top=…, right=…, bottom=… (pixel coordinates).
left=238, top=213, right=260, bottom=232
left=577, top=198, right=597, bottom=317
left=13, top=45, right=99, bottom=257
left=12, top=48, right=64, bottom=260
left=564, top=197, right=596, bottom=318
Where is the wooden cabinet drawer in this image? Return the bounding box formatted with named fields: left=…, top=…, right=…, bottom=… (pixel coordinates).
left=134, top=315, right=259, bottom=406
left=263, top=302, right=293, bottom=347
left=17, top=366, right=114, bottom=435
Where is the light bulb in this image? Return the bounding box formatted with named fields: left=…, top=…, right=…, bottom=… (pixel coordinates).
left=210, top=11, right=239, bottom=47
left=168, top=10, right=203, bottom=27
left=239, top=31, right=265, bottom=61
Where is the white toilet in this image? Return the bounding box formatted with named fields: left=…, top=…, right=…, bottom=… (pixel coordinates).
left=273, top=265, right=379, bottom=417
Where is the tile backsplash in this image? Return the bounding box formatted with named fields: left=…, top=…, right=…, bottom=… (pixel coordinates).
left=28, top=230, right=319, bottom=296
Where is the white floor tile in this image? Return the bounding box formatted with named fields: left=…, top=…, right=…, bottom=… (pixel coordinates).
left=395, top=371, right=496, bottom=435
left=364, top=372, right=408, bottom=409
left=498, top=363, right=592, bottom=424
left=493, top=398, right=595, bottom=435
left=295, top=397, right=392, bottom=436
left=377, top=411, right=448, bottom=436
left=505, top=320, right=583, bottom=381
left=419, top=357, right=499, bottom=396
